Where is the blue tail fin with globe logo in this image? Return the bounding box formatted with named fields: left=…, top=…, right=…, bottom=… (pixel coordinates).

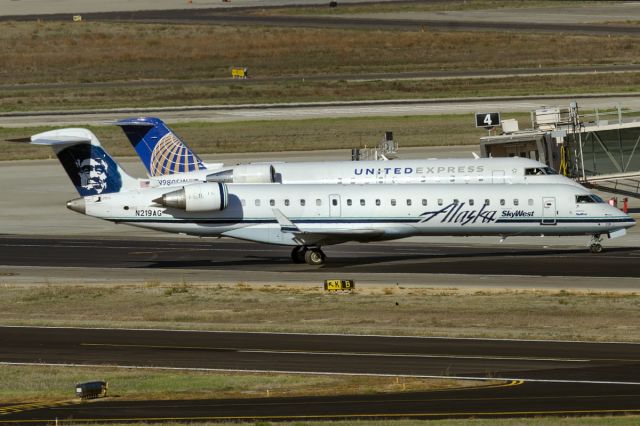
left=116, top=117, right=206, bottom=177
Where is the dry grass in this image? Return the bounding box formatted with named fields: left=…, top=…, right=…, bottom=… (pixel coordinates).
left=1, top=21, right=639, bottom=86
left=2, top=21, right=640, bottom=111
left=0, top=113, right=512, bottom=160
left=3, top=72, right=640, bottom=112
left=0, top=364, right=478, bottom=404
left=1, top=282, right=639, bottom=342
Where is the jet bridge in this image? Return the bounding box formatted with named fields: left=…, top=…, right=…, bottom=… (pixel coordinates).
left=480, top=102, right=640, bottom=198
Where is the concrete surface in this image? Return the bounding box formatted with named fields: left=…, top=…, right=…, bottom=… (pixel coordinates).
left=0, top=0, right=397, bottom=16
left=2, top=95, right=640, bottom=128
left=349, top=3, right=640, bottom=25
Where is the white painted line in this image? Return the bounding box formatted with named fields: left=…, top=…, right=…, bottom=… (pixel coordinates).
left=2, top=362, right=639, bottom=386
left=239, top=349, right=588, bottom=363
left=79, top=343, right=589, bottom=363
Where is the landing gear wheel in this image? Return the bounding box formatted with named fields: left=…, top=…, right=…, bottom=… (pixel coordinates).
left=304, top=248, right=325, bottom=266
left=291, top=246, right=307, bottom=263
left=588, top=234, right=604, bottom=254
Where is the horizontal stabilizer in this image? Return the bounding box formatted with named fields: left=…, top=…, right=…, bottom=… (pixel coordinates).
left=30, top=135, right=92, bottom=146
left=114, top=118, right=155, bottom=128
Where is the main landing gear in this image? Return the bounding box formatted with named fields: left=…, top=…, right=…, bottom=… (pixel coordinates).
left=589, top=234, right=604, bottom=253
left=291, top=246, right=326, bottom=265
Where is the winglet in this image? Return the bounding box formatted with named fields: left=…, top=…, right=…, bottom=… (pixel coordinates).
left=272, top=208, right=300, bottom=233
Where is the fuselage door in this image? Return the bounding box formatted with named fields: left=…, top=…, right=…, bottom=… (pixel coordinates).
left=329, top=194, right=341, bottom=217
left=492, top=170, right=505, bottom=184
left=542, top=197, right=557, bottom=225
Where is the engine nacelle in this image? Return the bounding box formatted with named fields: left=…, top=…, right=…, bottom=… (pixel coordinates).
left=207, top=164, right=274, bottom=183
left=154, top=182, right=228, bottom=212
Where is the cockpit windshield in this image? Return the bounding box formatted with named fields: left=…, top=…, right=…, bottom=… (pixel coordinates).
left=525, top=167, right=559, bottom=176
left=576, top=194, right=605, bottom=203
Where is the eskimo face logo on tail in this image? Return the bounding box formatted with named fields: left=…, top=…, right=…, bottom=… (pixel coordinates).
left=150, top=132, right=204, bottom=176
left=57, top=144, right=122, bottom=196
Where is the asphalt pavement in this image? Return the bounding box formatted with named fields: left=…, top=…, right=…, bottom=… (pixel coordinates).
left=2, top=326, right=640, bottom=423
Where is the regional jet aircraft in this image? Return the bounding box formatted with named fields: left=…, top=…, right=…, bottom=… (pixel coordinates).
left=115, top=117, right=580, bottom=187
left=30, top=128, right=634, bottom=265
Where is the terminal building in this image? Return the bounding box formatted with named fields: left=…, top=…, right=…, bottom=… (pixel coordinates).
left=479, top=102, right=640, bottom=197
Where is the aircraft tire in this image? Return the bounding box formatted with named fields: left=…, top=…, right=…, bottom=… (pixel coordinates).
left=304, top=249, right=325, bottom=266
left=291, top=246, right=307, bottom=263
left=590, top=243, right=604, bottom=254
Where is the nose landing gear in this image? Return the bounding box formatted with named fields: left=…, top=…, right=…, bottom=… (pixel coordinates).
left=589, top=234, right=603, bottom=253
left=291, top=246, right=326, bottom=265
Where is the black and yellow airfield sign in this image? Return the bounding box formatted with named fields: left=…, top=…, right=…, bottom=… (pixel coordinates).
left=324, top=279, right=355, bottom=292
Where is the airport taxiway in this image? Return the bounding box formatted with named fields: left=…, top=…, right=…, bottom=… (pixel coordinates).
left=1, top=236, right=640, bottom=292
left=2, top=326, right=640, bottom=423
left=3, top=2, right=639, bottom=36
left=2, top=94, right=640, bottom=127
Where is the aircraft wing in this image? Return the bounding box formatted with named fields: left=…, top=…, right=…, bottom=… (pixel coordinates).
left=272, top=208, right=385, bottom=245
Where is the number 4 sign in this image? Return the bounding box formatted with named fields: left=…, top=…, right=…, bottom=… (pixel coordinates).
left=475, top=112, right=501, bottom=128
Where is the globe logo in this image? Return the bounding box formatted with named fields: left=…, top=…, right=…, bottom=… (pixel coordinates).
left=150, top=133, right=203, bottom=176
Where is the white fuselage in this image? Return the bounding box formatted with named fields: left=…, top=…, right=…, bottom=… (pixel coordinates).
left=146, top=157, right=580, bottom=187
left=82, top=183, right=633, bottom=247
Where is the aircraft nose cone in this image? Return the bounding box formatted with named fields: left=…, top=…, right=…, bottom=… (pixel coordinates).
left=66, top=198, right=86, bottom=214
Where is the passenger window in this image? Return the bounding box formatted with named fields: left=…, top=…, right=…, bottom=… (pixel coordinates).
left=347, top=199, right=352, bottom=206
left=484, top=199, right=490, bottom=206
left=255, top=199, right=261, bottom=207
left=284, top=199, right=290, bottom=206
left=406, top=199, right=411, bottom=206
left=300, top=199, right=305, bottom=206
left=332, top=199, right=338, bottom=206
left=360, top=199, right=366, bottom=206
left=453, top=199, right=459, bottom=205
left=528, top=199, right=534, bottom=206
left=391, top=199, right=397, bottom=206
left=316, top=199, right=322, bottom=206
left=514, top=199, right=519, bottom=206
left=270, top=199, right=275, bottom=207
left=469, top=199, right=474, bottom=206
left=438, top=199, right=443, bottom=206
left=422, top=199, right=427, bottom=206
left=500, top=199, right=505, bottom=206
left=376, top=199, right=381, bottom=206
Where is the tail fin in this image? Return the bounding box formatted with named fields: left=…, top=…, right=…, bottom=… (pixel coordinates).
left=115, top=117, right=206, bottom=177
left=30, top=128, right=138, bottom=197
